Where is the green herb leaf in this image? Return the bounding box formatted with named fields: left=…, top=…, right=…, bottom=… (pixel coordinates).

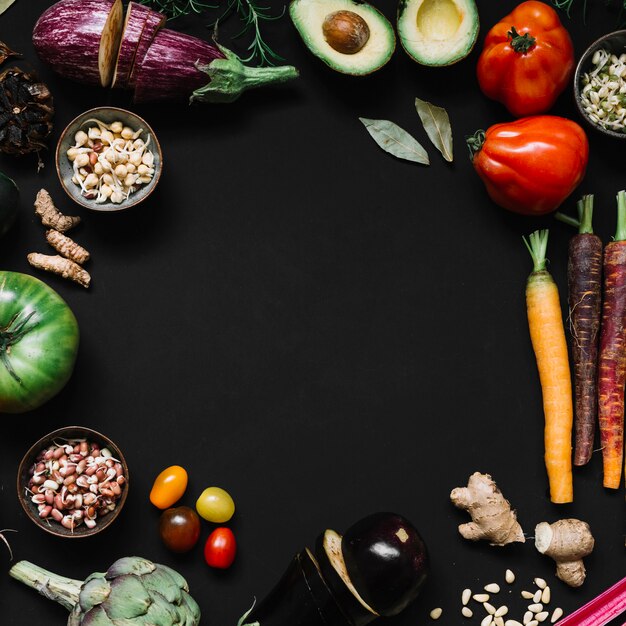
left=359, top=117, right=429, bottom=165
left=415, top=97, right=453, bottom=162
left=0, top=0, right=17, bottom=15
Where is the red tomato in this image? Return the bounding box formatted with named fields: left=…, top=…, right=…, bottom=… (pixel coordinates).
left=467, top=115, right=588, bottom=216
left=477, top=1, right=574, bottom=117
left=204, top=527, right=237, bottom=569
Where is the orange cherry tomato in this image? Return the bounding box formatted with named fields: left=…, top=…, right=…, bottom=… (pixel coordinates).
left=149, top=465, right=188, bottom=509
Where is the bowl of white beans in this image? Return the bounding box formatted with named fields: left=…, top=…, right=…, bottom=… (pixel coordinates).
left=56, top=106, right=163, bottom=211
left=574, top=30, right=626, bottom=139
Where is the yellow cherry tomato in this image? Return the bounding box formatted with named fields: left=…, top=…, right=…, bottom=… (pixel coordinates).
left=195, top=486, right=235, bottom=523
left=150, top=465, right=188, bottom=509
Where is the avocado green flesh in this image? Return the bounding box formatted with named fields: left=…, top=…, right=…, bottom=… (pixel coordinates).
left=398, top=0, right=479, bottom=66
left=290, top=0, right=395, bottom=75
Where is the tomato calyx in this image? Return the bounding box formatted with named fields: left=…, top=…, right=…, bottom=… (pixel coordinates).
left=466, top=130, right=486, bottom=161
left=507, top=26, right=536, bottom=54
left=0, top=310, right=37, bottom=383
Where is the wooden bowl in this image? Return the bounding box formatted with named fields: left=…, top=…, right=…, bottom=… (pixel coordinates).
left=56, top=106, right=163, bottom=212
left=17, top=426, right=130, bottom=538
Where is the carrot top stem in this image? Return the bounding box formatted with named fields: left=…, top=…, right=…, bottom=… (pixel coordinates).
left=523, top=229, right=549, bottom=273
left=555, top=194, right=594, bottom=234
left=615, top=190, right=626, bottom=242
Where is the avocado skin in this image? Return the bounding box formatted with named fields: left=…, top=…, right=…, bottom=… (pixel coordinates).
left=0, top=170, right=19, bottom=239
left=289, top=0, right=396, bottom=76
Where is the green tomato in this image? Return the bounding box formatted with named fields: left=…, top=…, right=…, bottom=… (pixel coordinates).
left=196, top=486, right=235, bottom=523
left=0, top=272, right=79, bottom=413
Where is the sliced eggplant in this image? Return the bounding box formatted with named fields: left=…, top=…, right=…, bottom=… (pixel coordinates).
left=32, top=0, right=124, bottom=87
left=314, top=530, right=378, bottom=626
left=341, top=513, right=429, bottom=616
left=244, top=552, right=328, bottom=626
left=111, top=2, right=155, bottom=89
left=128, top=10, right=167, bottom=88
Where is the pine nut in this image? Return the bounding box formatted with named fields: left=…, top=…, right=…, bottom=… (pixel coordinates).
left=484, top=603, right=496, bottom=615
left=485, top=584, right=501, bottom=594
left=528, top=621, right=539, bottom=626
left=541, top=588, right=550, bottom=604
left=495, top=607, right=509, bottom=617
left=463, top=607, right=473, bottom=618
left=494, top=618, right=504, bottom=626
left=536, top=613, right=549, bottom=622
left=474, top=594, right=490, bottom=603
left=482, top=615, right=493, bottom=626
left=528, top=604, right=543, bottom=613
left=506, top=622, right=523, bottom=626
left=533, top=590, right=542, bottom=603
left=462, top=589, right=472, bottom=605
left=550, top=609, right=563, bottom=623
left=524, top=612, right=533, bottom=624
left=522, top=592, right=534, bottom=600
left=430, top=608, right=443, bottom=620
left=505, top=570, right=515, bottom=584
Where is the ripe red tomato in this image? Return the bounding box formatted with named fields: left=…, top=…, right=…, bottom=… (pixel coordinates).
left=467, top=115, right=588, bottom=216
left=159, top=506, right=201, bottom=553
left=204, top=527, right=237, bottom=569
left=477, top=1, right=574, bottom=117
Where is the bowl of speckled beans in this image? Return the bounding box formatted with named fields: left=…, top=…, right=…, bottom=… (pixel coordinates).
left=574, top=30, right=626, bottom=139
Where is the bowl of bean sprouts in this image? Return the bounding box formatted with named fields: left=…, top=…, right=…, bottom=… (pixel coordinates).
left=56, top=106, right=163, bottom=211
left=574, top=30, right=626, bottom=139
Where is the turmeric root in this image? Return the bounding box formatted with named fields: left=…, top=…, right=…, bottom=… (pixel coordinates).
left=450, top=472, right=525, bottom=546
left=45, top=229, right=90, bottom=265
left=34, top=189, right=80, bottom=232
left=27, top=253, right=90, bottom=288
left=535, top=519, right=594, bottom=587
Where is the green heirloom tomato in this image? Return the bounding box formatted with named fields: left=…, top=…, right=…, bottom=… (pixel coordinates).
left=0, top=272, right=79, bottom=413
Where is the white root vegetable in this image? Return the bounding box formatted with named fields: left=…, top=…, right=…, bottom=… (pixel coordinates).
left=535, top=519, right=594, bottom=588
left=450, top=472, right=525, bottom=546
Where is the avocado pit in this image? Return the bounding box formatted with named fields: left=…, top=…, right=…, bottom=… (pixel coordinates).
left=322, top=10, right=370, bottom=54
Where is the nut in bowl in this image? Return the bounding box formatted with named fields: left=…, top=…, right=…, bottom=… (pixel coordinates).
left=56, top=106, right=162, bottom=211
left=574, top=30, right=626, bottom=139
left=17, top=426, right=129, bottom=538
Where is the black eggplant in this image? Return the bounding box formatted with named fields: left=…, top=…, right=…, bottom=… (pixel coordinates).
left=342, top=513, right=429, bottom=616
left=239, top=513, right=429, bottom=626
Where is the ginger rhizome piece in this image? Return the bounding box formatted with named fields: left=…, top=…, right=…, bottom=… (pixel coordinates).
left=27, top=253, right=91, bottom=288
left=535, top=519, right=594, bottom=587
left=450, top=472, right=525, bottom=546
left=34, top=188, right=81, bottom=232
left=45, top=229, right=90, bottom=265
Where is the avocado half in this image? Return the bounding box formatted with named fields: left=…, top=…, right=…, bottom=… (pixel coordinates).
left=397, top=0, right=479, bottom=67
left=290, top=0, right=396, bottom=76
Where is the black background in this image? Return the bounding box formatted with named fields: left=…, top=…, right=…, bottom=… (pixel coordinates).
left=0, top=0, right=625, bottom=624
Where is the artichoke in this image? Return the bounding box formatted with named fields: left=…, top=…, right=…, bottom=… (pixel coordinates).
left=9, top=556, right=201, bottom=625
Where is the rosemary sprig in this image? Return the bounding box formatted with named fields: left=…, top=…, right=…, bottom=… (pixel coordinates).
left=138, top=0, right=213, bottom=19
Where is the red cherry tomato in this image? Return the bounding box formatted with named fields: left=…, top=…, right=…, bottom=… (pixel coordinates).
left=159, top=506, right=201, bottom=553
left=204, top=527, right=237, bottom=569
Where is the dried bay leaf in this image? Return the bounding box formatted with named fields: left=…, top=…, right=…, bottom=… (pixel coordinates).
left=0, top=40, right=19, bottom=65
left=0, top=0, right=17, bottom=16
left=359, top=117, right=429, bottom=165
left=415, top=97, right=453, bottom=162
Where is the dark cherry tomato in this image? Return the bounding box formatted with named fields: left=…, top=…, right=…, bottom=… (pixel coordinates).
left=204, top=527, right=237, bottom=569
left=159, top=506, right=201, bottom=553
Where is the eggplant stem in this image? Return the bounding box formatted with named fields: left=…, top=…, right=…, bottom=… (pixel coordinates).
left=237, top=599, right=260, bottom=626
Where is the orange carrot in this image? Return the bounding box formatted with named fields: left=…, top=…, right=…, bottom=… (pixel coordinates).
left=524, top=229, right=574, bottom=504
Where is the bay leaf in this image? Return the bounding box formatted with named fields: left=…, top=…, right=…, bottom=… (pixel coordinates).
left=0, top=40, right=19, bottom=65
left=415, top=97, right=453, bottom=162
left=0, top=0, right=16, bottom=16
left=359, top=117, right=429, bottom=165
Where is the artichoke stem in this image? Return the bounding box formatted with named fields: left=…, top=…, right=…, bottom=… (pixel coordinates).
left=9, top=560, right=82, bottom=612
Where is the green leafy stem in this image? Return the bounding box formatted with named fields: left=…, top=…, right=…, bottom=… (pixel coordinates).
left=0, top=310, right=37, bottom=384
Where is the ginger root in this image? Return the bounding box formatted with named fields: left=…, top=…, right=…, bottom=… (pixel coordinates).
left=34, top=189, right=80, bottom=232
left=535, top=519, right=594, bottom=587
left=27, top=253, right=90, bottom=288
left=450, top=472, right=525, bottom=546
left=45, top=229, right=90, bottom=265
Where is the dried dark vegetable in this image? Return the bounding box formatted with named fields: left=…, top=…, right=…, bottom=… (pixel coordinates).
left=0, top=41, right=20, bottom=66
left=0, top=67, right=54, bottom=160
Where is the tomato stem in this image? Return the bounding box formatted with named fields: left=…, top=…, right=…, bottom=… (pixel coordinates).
left=508, top=26, right=536, bottom=53
left=0, top=310, right=37, bottom=383
left=466, top=130, right=486, bottom=160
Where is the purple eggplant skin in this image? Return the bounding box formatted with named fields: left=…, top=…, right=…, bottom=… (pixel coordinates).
left=342, top=513, right=429, bottom=617
left=244, top=552, right=329, bottom=626
left=128, top=10, right=167, bottom=88
left=314, top=531, right=378, bottom=626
